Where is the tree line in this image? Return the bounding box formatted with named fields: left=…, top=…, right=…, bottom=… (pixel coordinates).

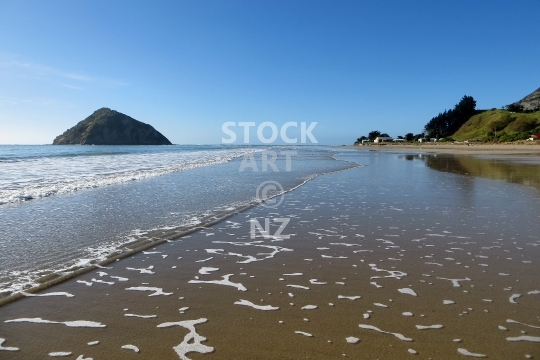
left=423, top=95, right=477, bottom=139
left=355, top=131, right=425, bottom=144
left=354, top=94, right=539, bottom=144
left=355, top=96, right=477, bottom=144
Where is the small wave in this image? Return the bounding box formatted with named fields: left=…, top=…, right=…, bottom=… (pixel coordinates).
left=0, top=148, right=258, bottom=205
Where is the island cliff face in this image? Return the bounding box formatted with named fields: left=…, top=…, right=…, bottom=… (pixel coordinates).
left=53, top=108, right=172, bottom=145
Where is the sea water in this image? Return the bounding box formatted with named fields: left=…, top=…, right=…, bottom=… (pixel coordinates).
left=0, top=145, right=354, bottom=294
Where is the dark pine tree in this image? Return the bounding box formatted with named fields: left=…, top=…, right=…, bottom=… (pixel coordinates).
left=424, top=96, right=476, bottom=138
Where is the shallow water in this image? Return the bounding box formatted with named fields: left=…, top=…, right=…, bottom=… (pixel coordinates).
left=0, top=146, right=353, bottom=294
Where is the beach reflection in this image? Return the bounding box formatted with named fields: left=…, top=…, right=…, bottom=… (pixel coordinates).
left=404, top=153, right=540, bottom=191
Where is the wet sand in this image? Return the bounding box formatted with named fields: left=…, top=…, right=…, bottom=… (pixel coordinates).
left=1, top=154, right=539, bottom=359
left=342, top=143, right=540, bottom=156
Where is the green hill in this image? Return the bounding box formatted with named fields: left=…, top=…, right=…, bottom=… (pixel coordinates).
left=452, top=109, right=540, bottom=142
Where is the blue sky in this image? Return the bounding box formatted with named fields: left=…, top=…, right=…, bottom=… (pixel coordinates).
left=1, top=0, right=539, bottom=145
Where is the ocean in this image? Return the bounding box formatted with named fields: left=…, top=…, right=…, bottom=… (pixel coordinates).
left=0, top=145, right=354, bottom=295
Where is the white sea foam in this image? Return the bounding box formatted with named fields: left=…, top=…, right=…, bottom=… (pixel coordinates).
left=5, top=318, right=106, bottom=328
left=235, top=299, right=279, bottom=310
left=0, top=338, right=19, bottom=351
left=398, top=288, right=417, bottom=296
left=436, top=277, right=471, bottom=287
left=20, top=291, right=74, bottom=297
left=125, top=286, right=172, bottom=296
left=125, top=314, right=157, bottom=318
left=287, top=284, right=310, bottom=290
left=110, top=276, right=128, bottom=281
left=157, top=318, right=214, bottom=359
left=509, top=294, right=521, bottom=304
left=189, top=274, right=247, bottom=291
left=338, top=295, right=361, bottom=300
left=301, top=305, right=317, bottom=310
left=506, top=336, right=540, bottom=342
left=346, top=337, right=360, bottom=344
left=295, top=331, right=313, bottom=337
left=369, top=264, right=407, bottom=280
left=126, top=266, right=155, bottom=274
left=121, top=345, right=140, bottom=352
left=330, top=243, right=361, bottom=247
left=49, top=352, right=72, bottom=356
left=506, top=319, right=540, bottom=329
left=359, top=324, right=412, bottom=341
left=416, top=324, right=444, bottom=330
left=443, top=300, right=455, bottom=305
left=457, top=348, right=487, bottom=357
left=199, top=267, right=219, bottom=275
left=210, top=242, right=293, bottom=263
left=91, top=278, right=114, bottom=285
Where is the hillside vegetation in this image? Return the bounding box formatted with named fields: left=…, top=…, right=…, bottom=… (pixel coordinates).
left=452, top=109, right=540, bottom=142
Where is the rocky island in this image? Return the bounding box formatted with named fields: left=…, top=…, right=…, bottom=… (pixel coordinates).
left=53, top=108, right=172, bottom=145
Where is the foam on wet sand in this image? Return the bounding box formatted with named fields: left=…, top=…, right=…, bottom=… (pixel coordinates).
left=234, top=299, right=279, bottom=311
left=157, top=318, right=213, bottom=359
left=359, top=324, right=413, bottom=341
left=5, top=318, right=106, bottom=328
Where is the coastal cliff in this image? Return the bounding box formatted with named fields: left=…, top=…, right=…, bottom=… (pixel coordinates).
left=53, top=108, right=172, bottom=145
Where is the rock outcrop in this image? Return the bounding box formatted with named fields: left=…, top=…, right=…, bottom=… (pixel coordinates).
left=514, top=87, right=540, bottom=111
left=53, top=108, right=172, bottom=145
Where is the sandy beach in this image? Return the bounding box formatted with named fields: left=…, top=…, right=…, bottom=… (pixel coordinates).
left=1, top=151, right=539, bottom=359
left=341, top=143, right=540, bottom=156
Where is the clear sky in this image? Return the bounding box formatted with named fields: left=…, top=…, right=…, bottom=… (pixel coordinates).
left=1, top=0, right=539, bottom=145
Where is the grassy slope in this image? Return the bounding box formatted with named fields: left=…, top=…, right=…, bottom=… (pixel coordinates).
left=452, top=109, right=540, bottom=141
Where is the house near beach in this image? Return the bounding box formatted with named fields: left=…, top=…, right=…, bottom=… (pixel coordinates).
left=528, top=134, right=540, bottom=141
left=374, top=136, right=393, bottom=143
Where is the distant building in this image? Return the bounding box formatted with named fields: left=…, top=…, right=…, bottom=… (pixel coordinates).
left=374, top=137, right=393, bottom=143
left=528, top=134, right=540, bottom=141
left=417, top=138, right=424, bottom=143
left=393, top=138, right=406, bottom=142
left=430, top=138, right=438, bottom=142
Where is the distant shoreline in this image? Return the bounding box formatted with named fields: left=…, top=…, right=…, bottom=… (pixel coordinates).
left=338, top=143, right=540, bottom=156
